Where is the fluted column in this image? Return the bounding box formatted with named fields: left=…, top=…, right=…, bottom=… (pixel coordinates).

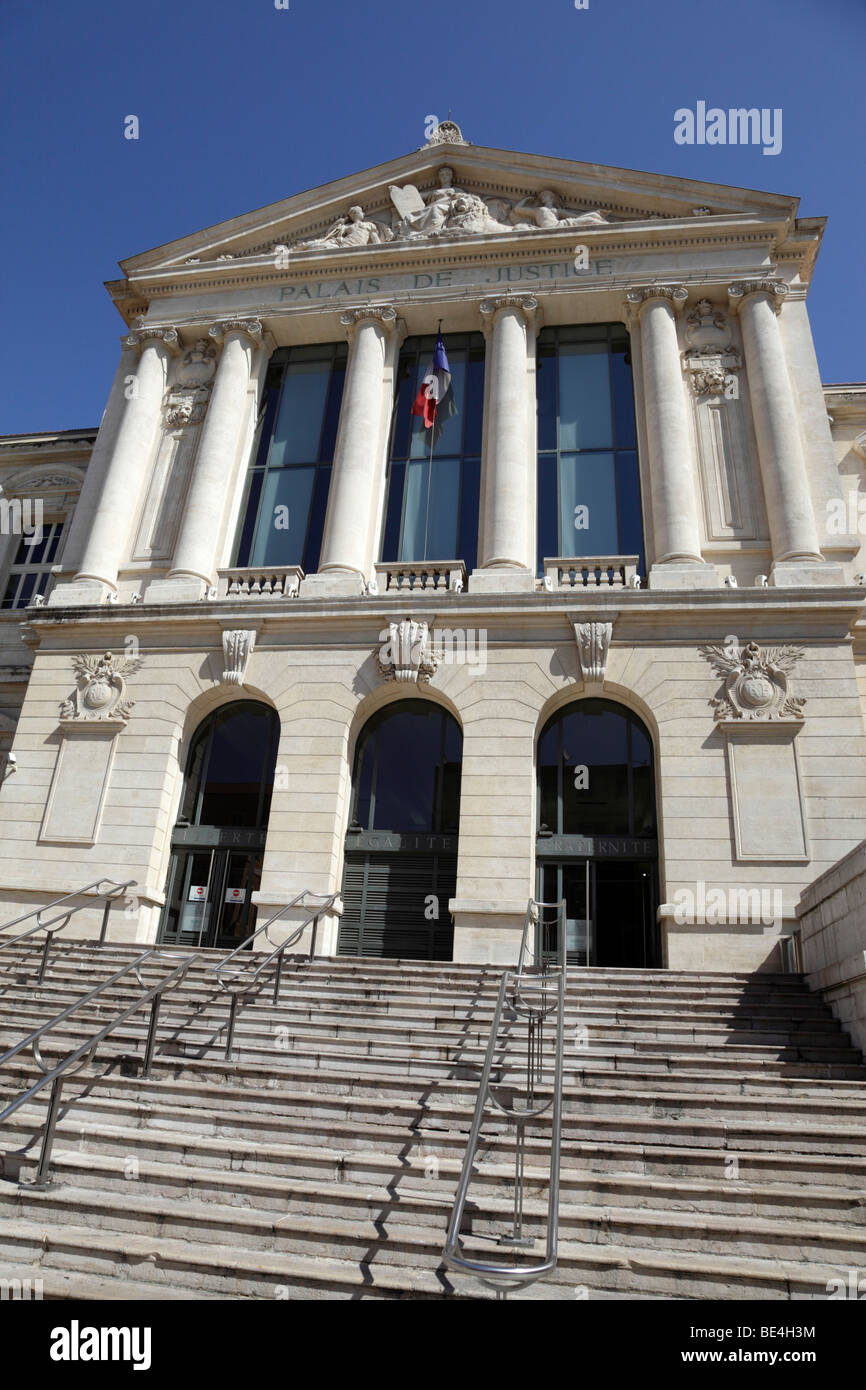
left=168, top=319, right=263, bottom=585
left=728, top=280, right=825, bottom=578
left=74, top=327, right=179, bottom=592
left=626, top=286, right=715, bottom=587
left=304, top=305, right=402, bottom=596
left=472, top=294, right=537, bottom=593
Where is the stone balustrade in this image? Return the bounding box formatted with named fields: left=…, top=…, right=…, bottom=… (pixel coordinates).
left=543, top=555, right=641, bottom=590
left=217, top=566, right=303, bottom=599
left=373, top=560, right=466, bottom=594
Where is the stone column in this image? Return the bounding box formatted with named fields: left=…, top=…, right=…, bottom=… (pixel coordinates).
left=165, top=319, right=263, bottom=593
left=72, top=327, right=179, bottom=598
left=52, top=337, right=142, bottom=585
left=471, top=294, right=538, bottom=593
left=728, top=280, right=838, bottom=584
left=303, top=305, right=402, bottom=597
left=626, top=286, right=717, bottom=589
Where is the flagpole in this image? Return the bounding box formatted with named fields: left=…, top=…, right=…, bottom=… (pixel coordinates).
left=430, top=319, right=443, bottom=469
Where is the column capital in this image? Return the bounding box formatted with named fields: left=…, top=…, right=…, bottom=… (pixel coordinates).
left=208, top=318, right=264, bottom=347
left=625, top=284, right=689, bottom=319
left=339, top=304, right=399, bottom=338
left=479, top=293, right=539, bottom=324
left=123, top=326, right=181, bottom=355
left=727, top=279, right=788, bottom=313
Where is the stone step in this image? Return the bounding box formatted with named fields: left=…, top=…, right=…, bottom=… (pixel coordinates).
left=19, top=1145, right=866, bottom=1225
left=0, top=976, right=839, bottom=1028
left=7, top=1016, right=861, bottom=1078
left=3, top=1182, right=864, bottom=1280
left=5, top=1056, right=866, bottom=1131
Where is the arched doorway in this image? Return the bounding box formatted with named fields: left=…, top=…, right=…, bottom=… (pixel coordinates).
left=536, top=698, right=659, bottom=967
left=338, top=699, right=462, bottom=959
left=159, top=701, right=279, bottom=949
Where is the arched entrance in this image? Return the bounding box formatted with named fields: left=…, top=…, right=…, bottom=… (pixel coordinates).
left=159, top=701, right=279, bottom=949
left=338, top=699, right=462, bottom=959
left=536, top=698, right=659, bottom=966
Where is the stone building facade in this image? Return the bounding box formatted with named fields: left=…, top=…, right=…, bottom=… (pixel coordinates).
left=2, top=122, right=866, bottom=972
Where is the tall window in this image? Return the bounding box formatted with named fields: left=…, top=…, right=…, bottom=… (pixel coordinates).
left=536, top=324, right=643, bottom=575
left=234, top=343, right=346, bottom=573
left=381, top=333, right=484, bottom=570
left=1, top=521, right=65, bottom=609
left=537, top=699, right=656, bottom=839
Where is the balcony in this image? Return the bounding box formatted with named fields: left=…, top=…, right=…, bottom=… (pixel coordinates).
left=542, top=556, right=641, bottom=590
left=373, top=561, right=466, bottom=594
left=217, top=566, right=303, bottom=599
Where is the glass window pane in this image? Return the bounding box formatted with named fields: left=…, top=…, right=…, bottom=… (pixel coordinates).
left=463, top=355, right=485, bottom=456
left=198, top=705, right=277, bottom=827
left=611, top=343, right=637, bottom=449
left=615, top=452, right=645, bottom=571
left=303, top=465, right=331, bottom=574
left=251, top=467, right=315, bottom=567
left=319, top=364, right=346, bottom=461
left=558, top=347, right=613, bottom=450
left=458, top=456, right=480, bottom=573
left=427, top=457, right=460, bottom=560
left=536, top=349, right=557, bottom=453
left=355, top=702, right=462, bottom=835
left=560, top=453, right=618, bottom=556
left=433, top=355, right=465, bottom=457
left=381, top=462, right=405, bottom=563
left=400, top=459, right=428, bottom=561
left=270, top=363, right=330, bottom=466
left=537, top=454, right=558, bottom=571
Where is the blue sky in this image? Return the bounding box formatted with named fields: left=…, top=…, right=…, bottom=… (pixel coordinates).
left=1, top=0, right=863, bottom=434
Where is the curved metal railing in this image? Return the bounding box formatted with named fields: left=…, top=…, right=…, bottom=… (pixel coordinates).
left=0, top=947, right=198, bottom=1184
left=0, top=878, right=137, bottom=982
left=213, top=891, right=341, bottom=1060
left=442, top=897, right=567, bottom=1296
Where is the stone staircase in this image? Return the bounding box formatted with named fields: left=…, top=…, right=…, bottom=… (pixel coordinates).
left=1, top=937, right=865, bottom=1300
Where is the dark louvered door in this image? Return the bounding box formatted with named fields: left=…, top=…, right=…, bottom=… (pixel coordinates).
left=338, top=850, right=456, bottom=959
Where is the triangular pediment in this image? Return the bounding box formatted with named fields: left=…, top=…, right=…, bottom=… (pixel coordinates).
left=117, top=130, right=802, bottom=294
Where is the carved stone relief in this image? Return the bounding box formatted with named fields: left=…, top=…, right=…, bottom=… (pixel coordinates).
left=699, top=641, right=805, bottom=723
left=59, top=652, right=142, bottom=724
left=376, top=621, right=439, bottom=684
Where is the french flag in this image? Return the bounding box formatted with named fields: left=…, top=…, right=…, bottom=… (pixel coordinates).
left=411, top=331, right=456, bottom=438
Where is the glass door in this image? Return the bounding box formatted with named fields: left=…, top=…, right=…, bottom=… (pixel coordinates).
left=162, top=848, right=262, bottom=949
left=539, top=859, right=594, bottom=965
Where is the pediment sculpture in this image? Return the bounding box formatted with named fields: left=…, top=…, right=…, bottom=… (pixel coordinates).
left=285, top=168, right=614, bottom=254
left=294, top=205, right=395, bottom=252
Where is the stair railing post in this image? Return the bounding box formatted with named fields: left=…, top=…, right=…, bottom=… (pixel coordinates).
left=98, top=894, right=113, bottom=946
left=272, top=952, right=283, bottom=1005
left=309, top=913, right=319, bottom=962
left=33, top=1075, right=64, bottom=1185
left=142, top=993, right=162, bottom=1077
left=37, top=931, right=54, bottom=986
left=224, top=993, right=240, bottom=1061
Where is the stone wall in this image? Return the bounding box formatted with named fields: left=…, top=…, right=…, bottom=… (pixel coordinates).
left=797, top=840, right=866, bottom=1056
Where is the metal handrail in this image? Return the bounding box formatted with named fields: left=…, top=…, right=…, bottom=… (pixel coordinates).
left=213, top=890, right=340, bottom=1060
left=442, top=897, right=567, bottom=1296
left=0, top=878, right=137, bottom=983
left=0, top=947, right=199, bottom=1185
